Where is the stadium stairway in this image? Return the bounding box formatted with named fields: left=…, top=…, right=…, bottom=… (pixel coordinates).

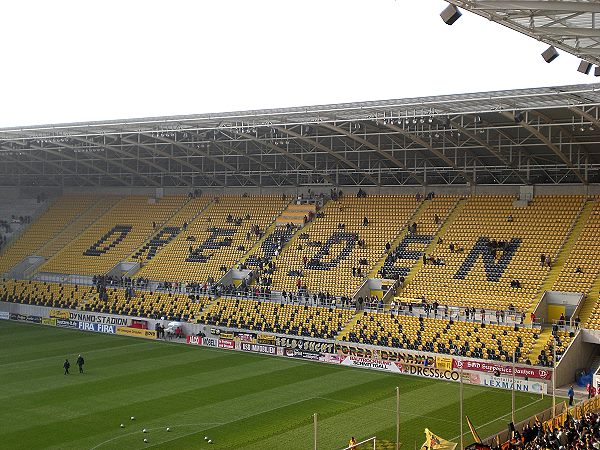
left=579, top=271, right=600, bottom=326
left=396, top=197, right=467, bottom=291
left=526, top=198, right=595, bottom=322
left=36, top=197, right=117, bottom=260
left=336, top=310, right=361, bottom=340
left=368, top=199, right=431, bottom=278
left=527, top=327, right=553, bottom=364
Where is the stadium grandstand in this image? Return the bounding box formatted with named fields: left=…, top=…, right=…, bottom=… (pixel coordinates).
left=2, top=84, right=600, bottom=367
left=4, top=1, right=600, bottom=447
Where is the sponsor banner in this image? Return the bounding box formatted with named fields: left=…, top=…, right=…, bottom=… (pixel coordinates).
left=397, top=363, right=461, bottom=381
left=26, top=315, right=42, bottom=324
left=321, top=353, right=344, bottom=364
left=78, top=321, right=116, bottom=334
left=49, top=309, right=70, bottom=319
left=56, top=319, right=79, bottom=329
left=341, top=355, right=401, bottom=373
left=10, top=313, right=27, bottom=321
left=452, top=358, right=552, bottom=380
left=435, top=356, right=453, bottom=371
left=276, top=336, right=335, bottom=354
left=283, top=347, right=322, bottom=361
left=69, top=312, right=129, bottom=326
left=235, top=332, right=255, bottom=343
left=257, top=334, right=276, bottom=345
left=336, top=344, right=435, bottom=367
left=0, top=311, right=9, bottom=320
left=220, top=332, right=234, bottom=340
left=240, top=342, right=277, bottom=355
left=42, top=317, right=56, bottom=326
left=116, top=326, right=157, bottom=339
left=202, top=337, right=219, bottom=348
left=186, top=335, right=203, bottom=346
left=218, top=338, right=235, bottom=349
left=470, top=372, right=548, bottom=394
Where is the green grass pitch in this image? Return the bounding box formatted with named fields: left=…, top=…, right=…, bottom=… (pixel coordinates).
left=0, top=321, right=553, bottom=449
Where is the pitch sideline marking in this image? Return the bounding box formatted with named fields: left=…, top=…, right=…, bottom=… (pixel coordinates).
left=449, top=396, right=545, bottom=442
left=315, top=396, right=459, bottom=425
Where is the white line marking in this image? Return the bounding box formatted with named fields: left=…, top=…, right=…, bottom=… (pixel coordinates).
left=449, top=396, right=545, bottom=442
left=89, top=423, right=225, bottom=450
left=316, top=396, right=459, bottom=424
left=90, top=395, right=317, bottom=449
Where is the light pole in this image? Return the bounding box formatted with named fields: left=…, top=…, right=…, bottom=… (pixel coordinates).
left=396, top=386, right=400, bottom=450
left=512, top=351, right=516, bottom=424
left=460, top=366, right=464, bottom=450
left=552, top=334, right=557, bottom=416
left=313, top=413, right=317, bottom=450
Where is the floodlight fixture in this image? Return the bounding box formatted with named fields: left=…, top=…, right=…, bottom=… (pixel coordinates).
left=541, top=46, right=559, bottom=63
left=440, top=4, right=461, bottom=25
left=578, top=60, right=592, bottom=74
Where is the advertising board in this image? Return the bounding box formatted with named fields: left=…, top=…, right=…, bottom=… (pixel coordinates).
left=240, top=342, right=277, bottom=355
left=218, top=339, right=235, bottom=349
left=116, top=326, right=156, bottom=339
left=469, top=372, right=548, bottom=394
left=453, top=358, right=552, bottom=380
left=78, top=322, right=116, bottom=334
left=186, top=335, right=203, bottom=346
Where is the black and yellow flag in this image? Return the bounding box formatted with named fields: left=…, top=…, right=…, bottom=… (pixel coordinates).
left=466, top=416, right=482, bottom=444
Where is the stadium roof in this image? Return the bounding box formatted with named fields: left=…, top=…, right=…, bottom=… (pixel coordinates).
left=446, top=1, right=600, bottom=67
left=1, top=83, right=600, bottom=188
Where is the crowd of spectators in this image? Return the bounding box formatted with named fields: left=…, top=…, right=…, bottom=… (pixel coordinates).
left=92, top=275, right=149, bottom=289
left=504, top=411, right=600, bottom=450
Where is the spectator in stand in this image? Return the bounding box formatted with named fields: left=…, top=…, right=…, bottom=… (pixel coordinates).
left=568, top=385, right=575, bottom=406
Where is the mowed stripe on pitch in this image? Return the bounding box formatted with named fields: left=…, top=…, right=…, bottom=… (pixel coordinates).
left=0, top=321, right=553, bottom=450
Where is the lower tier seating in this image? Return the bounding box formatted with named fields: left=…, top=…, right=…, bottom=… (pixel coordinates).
left=0, top=279, right=96, bottom=310
left=199, top=298, right=354, bottom=339
left=339, top=311, right=538, bottom=364
left=85, top=288, right=210, bottom=322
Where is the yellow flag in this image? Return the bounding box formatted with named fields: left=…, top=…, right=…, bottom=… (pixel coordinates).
left=420, top=428, right=458, bottom=450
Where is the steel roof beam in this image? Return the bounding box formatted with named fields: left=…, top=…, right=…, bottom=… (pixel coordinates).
left=502, top=112, right=586, bottom=183
left=273, top=126, right=380, bottom=185
left=228, top=129, right=334, bottom=185
left=382, top=122, right=475, bottom=184
left=318, top=122, right=426, bottom=186
left=468, top=1, right=600, bottom=13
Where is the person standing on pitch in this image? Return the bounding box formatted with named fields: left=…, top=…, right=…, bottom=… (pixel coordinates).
left=76, top=354, right=85, bottom=374
left=63, top=358, right=70, bottom=375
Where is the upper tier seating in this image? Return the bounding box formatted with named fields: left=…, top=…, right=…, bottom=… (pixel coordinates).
left=340, top=311, right=538, bottom=363
left=135, top=195, right=289, bottom=283
left=553, top=198, right=600, bottom=294
left=270, top=195, right=420, bottom=296
left=379, top=196, right=458, bottom=279
left=399, top=196, right=584, bottom=312
left=38, top=196, right=187, bottom=275
left=129, top=197, right=212, bottom=264
left=200, top=297, right=354, bottom=339
left=584, top=296, right=600, bottom=329
left=0, top=195, right=98, bottom=273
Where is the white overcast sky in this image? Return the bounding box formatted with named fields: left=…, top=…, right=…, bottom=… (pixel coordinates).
left=0, top=0, right=594, bottom=127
